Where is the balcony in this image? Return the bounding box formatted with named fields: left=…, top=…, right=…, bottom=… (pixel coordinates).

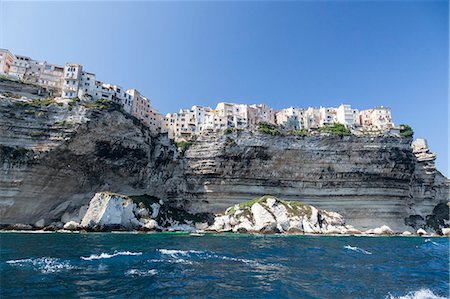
left=63, top=85, right=78, bottom=92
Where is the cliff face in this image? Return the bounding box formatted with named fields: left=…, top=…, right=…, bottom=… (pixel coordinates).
left=179, top=132, right=449, bottom=231
left=0, top=90, right=182, bottom=225
left=0, top=81, right=448, bottom=231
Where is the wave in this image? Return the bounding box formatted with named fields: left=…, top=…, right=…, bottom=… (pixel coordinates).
left=157, top=249, right=279, bottom=268
left=424, top=239, right=440, bottom=246
left=344, top=245, right=372, bottom=255
left=125, top=269, right=158, bottom=277
left=81, top=251, right=142, bottom=261
left=386, top=288, right=446, bottom=299
left=158, top=249, right=204, bottom=256
left=6, top=257, right=75, bottom=273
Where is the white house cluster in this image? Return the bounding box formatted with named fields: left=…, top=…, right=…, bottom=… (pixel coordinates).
left=1, top=49, right=396, bottom=140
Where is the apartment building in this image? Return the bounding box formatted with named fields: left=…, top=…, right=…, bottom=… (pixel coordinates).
left=62, top=64, right=82, bottom=98
left=8, top=55, right=31, bottom=79
left=130, top=89, right=164, bottom=133
left=275, top=107, right=305, bottom=130
left=359, top=107, right=394, bottom=130
left=216, top=102, right=250, bottom=129
left=248, top=104, right=276, bottom=127
left=0, top=49, right=15, bottom=75
left=336, top=104, right=360, bottom=127
left=39, top=63, right=64, bottom=90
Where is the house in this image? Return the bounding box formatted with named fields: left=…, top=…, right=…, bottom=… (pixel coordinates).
left=359, top=107, right=394, bottom=131
left=336, top=104, right=360, bottom=127
left=0, top=49, right=15, bottom=75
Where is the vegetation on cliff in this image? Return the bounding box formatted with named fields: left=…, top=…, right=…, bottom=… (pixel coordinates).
left=400, top=124, right=414, bottom=138
left=257, top=122, right=281, bottom=135
left=175, top=140, right=194, bottom=151
left=317, top=123, right=352, bottom=136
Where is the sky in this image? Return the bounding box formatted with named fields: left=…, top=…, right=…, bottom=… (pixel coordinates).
left=1, top=0, right=448, bottom=175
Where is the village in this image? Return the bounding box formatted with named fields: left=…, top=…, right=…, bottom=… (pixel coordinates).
left=0, top=48, right=399, bottom=141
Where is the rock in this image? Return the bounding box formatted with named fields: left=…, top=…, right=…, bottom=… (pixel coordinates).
left=34, top=219, right=47, bottom=228
left=416, top=228, right=427, bottom=236
left=441, top=228, right=450, bottom=236
left=287, top=227, right=303, bottom=234
left=194, top=222, right=209, bottom=230
left=11, top=223, right=33, bottom=230
left=81, top=192, right=141, bottom=230
left=208, top=196, right=349, bottom=235
left=366, top=225, right=394, bottom=235
left=63, top=221, right=80, bottom=230
left=142, top=219, right=158, bottom=230
left=251, top=203, right=276, bottom=231
left=150, top=203, right=160, bottom=218
left=402, top=231, right=412, bottom=236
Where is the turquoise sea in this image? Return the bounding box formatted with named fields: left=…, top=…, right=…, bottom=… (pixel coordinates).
left=0, top=233, right=448, bottom=298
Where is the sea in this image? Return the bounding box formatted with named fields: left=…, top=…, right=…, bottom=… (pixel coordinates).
left=0, top=232, right=448, bottom=299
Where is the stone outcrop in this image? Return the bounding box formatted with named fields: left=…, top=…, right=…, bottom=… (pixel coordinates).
left=207, top=196, right=359, bottom=234
left=0, top=81, right=449, bottom=233
left=80, top=192, right=142, bottom=230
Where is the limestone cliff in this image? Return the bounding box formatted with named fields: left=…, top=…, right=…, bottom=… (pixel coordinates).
left=179, top=131, right=449, bottom=231
left=0, top=80, right=448, bottom=232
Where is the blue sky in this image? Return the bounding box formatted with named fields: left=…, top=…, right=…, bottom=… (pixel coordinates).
left=1, top=0, right=448, bottom=175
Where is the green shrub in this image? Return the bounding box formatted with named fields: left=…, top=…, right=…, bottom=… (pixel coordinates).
left=225, top=137, right=237, bottom=147
left=175, top=141, right=194, bottom=151
left=292, top=128, right=308, bottom=137
left=224, top=128, right=233, bottom=135
left=399, top=124, right=414, bottom=138
left=317, top=123, right=351, bottom=136
left=2, top=91, right=21, bottom=99
left=257, top=122, right=280, bottom=135
left=15, top=97, right=56, bottom=107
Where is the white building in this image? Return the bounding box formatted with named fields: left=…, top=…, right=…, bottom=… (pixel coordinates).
left=275, top=107, right=305, bottom=130
left=62, top=63, right=83, bottom=98
left=319, top=107, right=337, bottom=127
left=130, top=89, right=163, bottom=134
left=248, top=104, right=276, bottom=127
left=359, top=107, right=394, bottom=131
left=0, top=49, right=15, bottom=75
left=39, top=63, right=64, bottom=90
left=336, top=104, right=359, bottom=127
left=9, top=55, right=32, bottom=79
left=303, top=107, right=321, bottom=129
left=215, top=102, right=250, bottom=129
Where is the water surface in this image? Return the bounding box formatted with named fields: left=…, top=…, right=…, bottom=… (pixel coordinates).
left=1, top=233, right=448, bottom=298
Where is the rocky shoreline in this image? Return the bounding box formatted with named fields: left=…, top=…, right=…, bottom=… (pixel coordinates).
left=2, top=192, right=448, bottom=237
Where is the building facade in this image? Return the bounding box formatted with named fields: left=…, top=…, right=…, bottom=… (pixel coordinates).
left=0, top=49, right=15, bottom=75
left=359, top=107, right=394, bottom=130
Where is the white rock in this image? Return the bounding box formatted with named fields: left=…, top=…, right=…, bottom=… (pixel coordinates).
left=34, top=219, right=46, bottom=228
left=208, top=215, right=232, bottom=232
left=251, top=203, right=276, bottom=231
left=265, top=199, right=290, bottom=232
left=150, top=203, right=160, bottom=218
left=81, top=192, right=140, bottom=229
left=366, top=225, right=394, bottom=235
left=402, top=231, right=412, bottom=236
left=142, top=219, right=158, bottom=230
left=441, top=228, right=450, bottom=236
left=63, top=221, right=80, bottom=230
left=416, top=228, right=427, bottom=236
left=195, top=222, right=209, bottom=230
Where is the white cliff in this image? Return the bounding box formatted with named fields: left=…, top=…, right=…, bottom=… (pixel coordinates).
left=207, top=196, right=360, bottom=234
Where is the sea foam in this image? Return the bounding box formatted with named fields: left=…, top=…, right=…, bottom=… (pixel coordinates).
left=344, top=245, right=372, bottom=255
left=81, top=251, right=142, bottom=261
left=6, top=257, right=75, bottom=273
left=386, top=288, right=446, bottom=299
left=125, top=269, right=158, bottom=277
